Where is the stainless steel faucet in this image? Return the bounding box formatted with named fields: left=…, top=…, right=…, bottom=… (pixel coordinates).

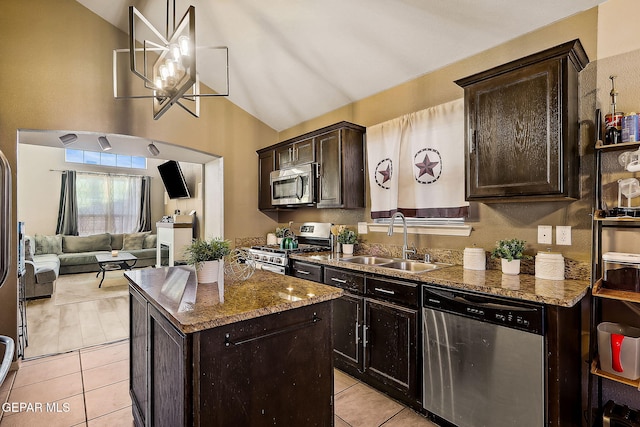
left=387, top=212, right=416, bottom=260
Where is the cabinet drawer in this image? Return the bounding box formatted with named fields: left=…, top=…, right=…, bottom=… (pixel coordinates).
left=291, top=261, right=323, bottom=283
left=324, top=267, right=364, bottom=294
left=365, top=277, right=417, bottom=308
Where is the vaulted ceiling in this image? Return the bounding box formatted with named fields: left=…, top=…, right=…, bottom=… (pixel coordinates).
left=76, top=0, right=604, bottom=131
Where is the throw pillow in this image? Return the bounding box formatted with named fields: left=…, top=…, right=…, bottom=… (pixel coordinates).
left=34, top=234, right=63, bottom=255
left=143, top=234, right=157, bottom=249
left=63, top=233, right=111, bottom=253
left=122, top=232, right=149, bottom=250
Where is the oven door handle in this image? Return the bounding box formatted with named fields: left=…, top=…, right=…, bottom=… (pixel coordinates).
left=259, top=264, right=285, bottom=274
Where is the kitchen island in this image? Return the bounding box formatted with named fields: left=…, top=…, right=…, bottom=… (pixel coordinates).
left=125, top=266, right=343, bottom=427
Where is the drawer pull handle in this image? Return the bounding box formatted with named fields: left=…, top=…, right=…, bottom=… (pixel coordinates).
left=331, top=277, right=347, bottom=284
left=297, top=270, right=310, bottom=275
left=225, top=313, right=321, bottom=346
left=374, top=287, right=395, bottom=295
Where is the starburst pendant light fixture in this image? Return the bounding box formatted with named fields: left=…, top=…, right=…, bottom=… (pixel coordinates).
left=115, top=0, right=229, bottom=120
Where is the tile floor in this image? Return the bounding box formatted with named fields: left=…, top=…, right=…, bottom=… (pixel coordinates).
left=0, top=339, right=437, bottom=426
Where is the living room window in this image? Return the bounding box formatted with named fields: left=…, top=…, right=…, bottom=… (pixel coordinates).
left=76, top=172, right=144, bottom=235
left=65, top=149, right=147, bottom=169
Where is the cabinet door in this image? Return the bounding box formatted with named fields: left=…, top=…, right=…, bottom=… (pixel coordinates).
left=466, top=59, right=563, bottom=199
left=148, top=305, right=190, bottom=427
left=258, top=150, right=275, bottom=210
left=364, top=298, right=418, bottom=400
left=294, top=138, right=315, bottom=165
left=275, top=144, right=294, bottom=169
left=317, top=130, right=342, bottom=208
left=129, top=287, right=147, bottom=427
left=333, top=293, right=363, bottom=370
left=196, top=302, right=334, bottom=426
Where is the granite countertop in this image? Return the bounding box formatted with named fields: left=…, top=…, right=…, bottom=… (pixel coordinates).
left=290, top=253, right=589, bottom=307
left=125, top=267, right=343, bottom=334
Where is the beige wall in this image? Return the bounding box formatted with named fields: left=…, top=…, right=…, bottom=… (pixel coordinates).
left=0, top=0, right=278, bottom=343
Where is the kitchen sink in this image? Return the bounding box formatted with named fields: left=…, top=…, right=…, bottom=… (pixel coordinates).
left=378, top=260, right=449, bottom=273
left=340, top=256, right=394, bottom=265
left=341, top=256, right=452, bottom=273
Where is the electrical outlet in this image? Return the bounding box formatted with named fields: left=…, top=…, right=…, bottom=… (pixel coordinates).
left=556, top=226, right=572, bottom=245
left=538, top=225, right=552, bottom=244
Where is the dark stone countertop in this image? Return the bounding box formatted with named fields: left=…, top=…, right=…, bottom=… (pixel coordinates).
left=291, top=253, right=589, bottom=307
left=125, top=266, right=343, bottom=334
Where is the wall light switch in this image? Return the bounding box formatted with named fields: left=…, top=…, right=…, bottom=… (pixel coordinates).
left=538, top=225, right=552, bottom=244
left=556, top=226, right=572, bottom=245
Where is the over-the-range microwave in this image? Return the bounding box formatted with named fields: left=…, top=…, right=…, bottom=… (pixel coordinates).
left=270, top=163, right=316, bottom=206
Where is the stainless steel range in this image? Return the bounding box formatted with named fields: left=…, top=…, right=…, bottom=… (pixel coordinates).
left=247, top=222, right=332, bottom=275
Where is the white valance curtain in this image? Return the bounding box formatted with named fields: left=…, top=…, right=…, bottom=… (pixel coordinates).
left=366, top=99, right=469, bottom=219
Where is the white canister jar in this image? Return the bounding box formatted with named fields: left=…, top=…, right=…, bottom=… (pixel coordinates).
left=535, top=252, right=565, bottom=280
left=463, top=248, right=486, bottom=271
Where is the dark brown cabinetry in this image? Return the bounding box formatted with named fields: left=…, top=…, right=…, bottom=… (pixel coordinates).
left=291, top=260, right=323, bottom=282
left=316, top=126, right=366, bottom=209
left=256, top=121, right=365, bottom=211
left=275, top=138, right=315, bottom=169
left=323, top=267, right=420, bottom=409
left=258, top=149, right=275, bottom=210
left=129, top=285, right=333, bottom=426
left=455, top=39, right=588, bottom=202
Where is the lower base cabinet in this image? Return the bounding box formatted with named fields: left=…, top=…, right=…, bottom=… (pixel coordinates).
left=130, top=286, right=334, bottom=426
left=326, top=267, right=421, bottom=410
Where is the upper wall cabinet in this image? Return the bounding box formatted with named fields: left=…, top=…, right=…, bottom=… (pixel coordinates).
left=257, top=122, right=366, bottom=211
left=455, top=39, right=588, bottom=202
left=317, top=125, right=366, bottom=209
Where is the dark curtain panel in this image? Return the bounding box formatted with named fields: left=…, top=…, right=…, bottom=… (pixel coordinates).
left=55, top=170, right=78, bottom=236
left=137, top=176, right=152, bottom=232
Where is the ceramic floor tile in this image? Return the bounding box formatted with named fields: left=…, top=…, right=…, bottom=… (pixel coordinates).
left=334, top=369, right=358, bottom=395
left=382, top=408, right=438, bottom=426
left=335, top=415, right=351, bottom=427
left=12, top=352, right=80, bottom=388
left=86, top=406, right=134, bottom=427
left=84, top=380, right=131, bottom=420
left=82, top=359, right=129, bottom=392
left=0, top=371, right=16, bottom=394
left=19, top=350, right=76, bottom=368
left=8, top=371, right=83, bottom=405
left=334, top=382, right=404, bottom=427
left=0, top=393, right=86, bottom=427
left=80, top=341, right=128, bottom=371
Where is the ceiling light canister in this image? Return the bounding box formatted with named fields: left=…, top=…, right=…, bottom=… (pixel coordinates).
left=59, top=133, right=78, bottom=146
left=98, top=136, right=112, bottom=151
left=147, top=143, right=160, bottom=156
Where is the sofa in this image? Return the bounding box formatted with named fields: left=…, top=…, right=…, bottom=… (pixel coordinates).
left=24, top=232, right=169, bottom=299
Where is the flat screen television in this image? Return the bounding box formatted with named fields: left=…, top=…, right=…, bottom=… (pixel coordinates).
left=158, top=160, right=191, bottom=199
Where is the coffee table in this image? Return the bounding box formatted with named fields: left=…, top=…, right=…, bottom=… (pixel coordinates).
left=95, top=252, right=138, bottom=288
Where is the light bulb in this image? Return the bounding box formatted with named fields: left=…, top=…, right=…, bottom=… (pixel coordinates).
left=179, top=35, right=189, bottom=56
left=166, top=60, right=176, bottom=77
left=159, top=64, right=169, bottom=80
left=170, top=43, right=181, bottom=61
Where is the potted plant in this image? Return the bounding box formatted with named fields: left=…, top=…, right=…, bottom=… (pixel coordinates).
left=337, top=227, right=358, bottom=255
left=275, top=227, right=285, bottom=245
left=490, top=238, right=531, bottom=275
left=184, top=237, right=231, bottom=283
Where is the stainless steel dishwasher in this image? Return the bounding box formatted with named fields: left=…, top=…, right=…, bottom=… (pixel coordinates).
left=422, top=284, right=545, bottom=427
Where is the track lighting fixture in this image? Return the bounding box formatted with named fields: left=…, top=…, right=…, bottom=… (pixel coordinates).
left=147, top=143, right=160, bottom=156
left=59, top=133, right=78, bottom=146
left=98, top=136, right=112, bottom=151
